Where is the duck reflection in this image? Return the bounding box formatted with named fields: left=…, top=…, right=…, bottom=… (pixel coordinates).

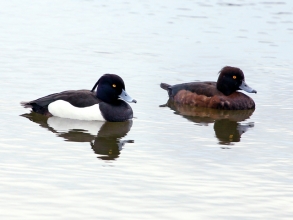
left=21, top=113, right=134, bottom=160
left=161, top=99, right=255, bottom=146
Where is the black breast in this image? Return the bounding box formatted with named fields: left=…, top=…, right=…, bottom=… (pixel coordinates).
left=99, top=100, right=133, bottom=122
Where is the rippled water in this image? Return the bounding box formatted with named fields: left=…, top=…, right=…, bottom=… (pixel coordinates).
left=1, top=0, right=293, bottom=219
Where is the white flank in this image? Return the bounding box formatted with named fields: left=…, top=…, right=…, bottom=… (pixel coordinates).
left=48, top=117, right=105, bottom=135
left=48, top=100, right=106, bottom=121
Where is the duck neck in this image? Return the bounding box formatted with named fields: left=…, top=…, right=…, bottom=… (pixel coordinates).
left=217, top=82, right=233, bottom=96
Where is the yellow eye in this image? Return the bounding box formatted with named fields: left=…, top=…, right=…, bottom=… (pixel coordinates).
left=112, top=84, right=116, bottom=88
left=233, top=75, right=236, bottom=79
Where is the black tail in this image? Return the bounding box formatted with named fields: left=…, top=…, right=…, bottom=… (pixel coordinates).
left=21, top=101, right=50, bottom=115
left=160, top=82, right=174, bottom=97
left=160, top=83, right=171, bottom=90
left=20, top=101, right=32, bottom=108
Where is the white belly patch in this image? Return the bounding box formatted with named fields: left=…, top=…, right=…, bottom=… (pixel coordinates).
left=48, top=100, right=106, bottom=121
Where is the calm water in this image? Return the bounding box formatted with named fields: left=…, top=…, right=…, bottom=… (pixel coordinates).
left=1, top=0, right=293, bottom=219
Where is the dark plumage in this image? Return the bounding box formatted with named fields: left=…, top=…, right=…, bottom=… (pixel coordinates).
left=21, top=90, right=98, bottom=116
left=21, top=74, right=136, bottom=122
left=160, top=66, right=256, bottom=110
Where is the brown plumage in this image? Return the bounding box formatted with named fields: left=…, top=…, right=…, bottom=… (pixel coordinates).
left=160, top=66, right=256, bottom=110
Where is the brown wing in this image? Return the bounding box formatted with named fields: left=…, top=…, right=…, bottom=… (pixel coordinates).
left=168, top=81, right=222, bottom=97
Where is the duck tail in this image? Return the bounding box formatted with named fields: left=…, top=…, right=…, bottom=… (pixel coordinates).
left=20, top=101, right=32, bottom=108
left=160, top=83, right=171, bottom=91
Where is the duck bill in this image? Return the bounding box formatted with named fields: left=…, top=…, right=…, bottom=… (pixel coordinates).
left=119, top=89, right=137, bottom=103
left=239, top=81, right=257, bottom=93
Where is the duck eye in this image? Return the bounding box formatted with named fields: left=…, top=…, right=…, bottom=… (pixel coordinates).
left=112, top=84, right=116, bottom=88
left=233, top=75, right=237, bottom=79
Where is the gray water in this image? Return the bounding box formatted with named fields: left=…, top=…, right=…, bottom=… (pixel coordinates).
left=1, top=0, right=293, bottom=219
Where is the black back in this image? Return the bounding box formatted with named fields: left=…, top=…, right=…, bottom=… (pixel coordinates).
left=22, top=90, right=99, bottom=115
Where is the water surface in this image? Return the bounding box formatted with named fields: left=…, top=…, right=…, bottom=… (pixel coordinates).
left=1, top=0, right=293, bottom=219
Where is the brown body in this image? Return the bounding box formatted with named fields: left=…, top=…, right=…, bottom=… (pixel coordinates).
left=161, top=81, right=255, bottom=110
